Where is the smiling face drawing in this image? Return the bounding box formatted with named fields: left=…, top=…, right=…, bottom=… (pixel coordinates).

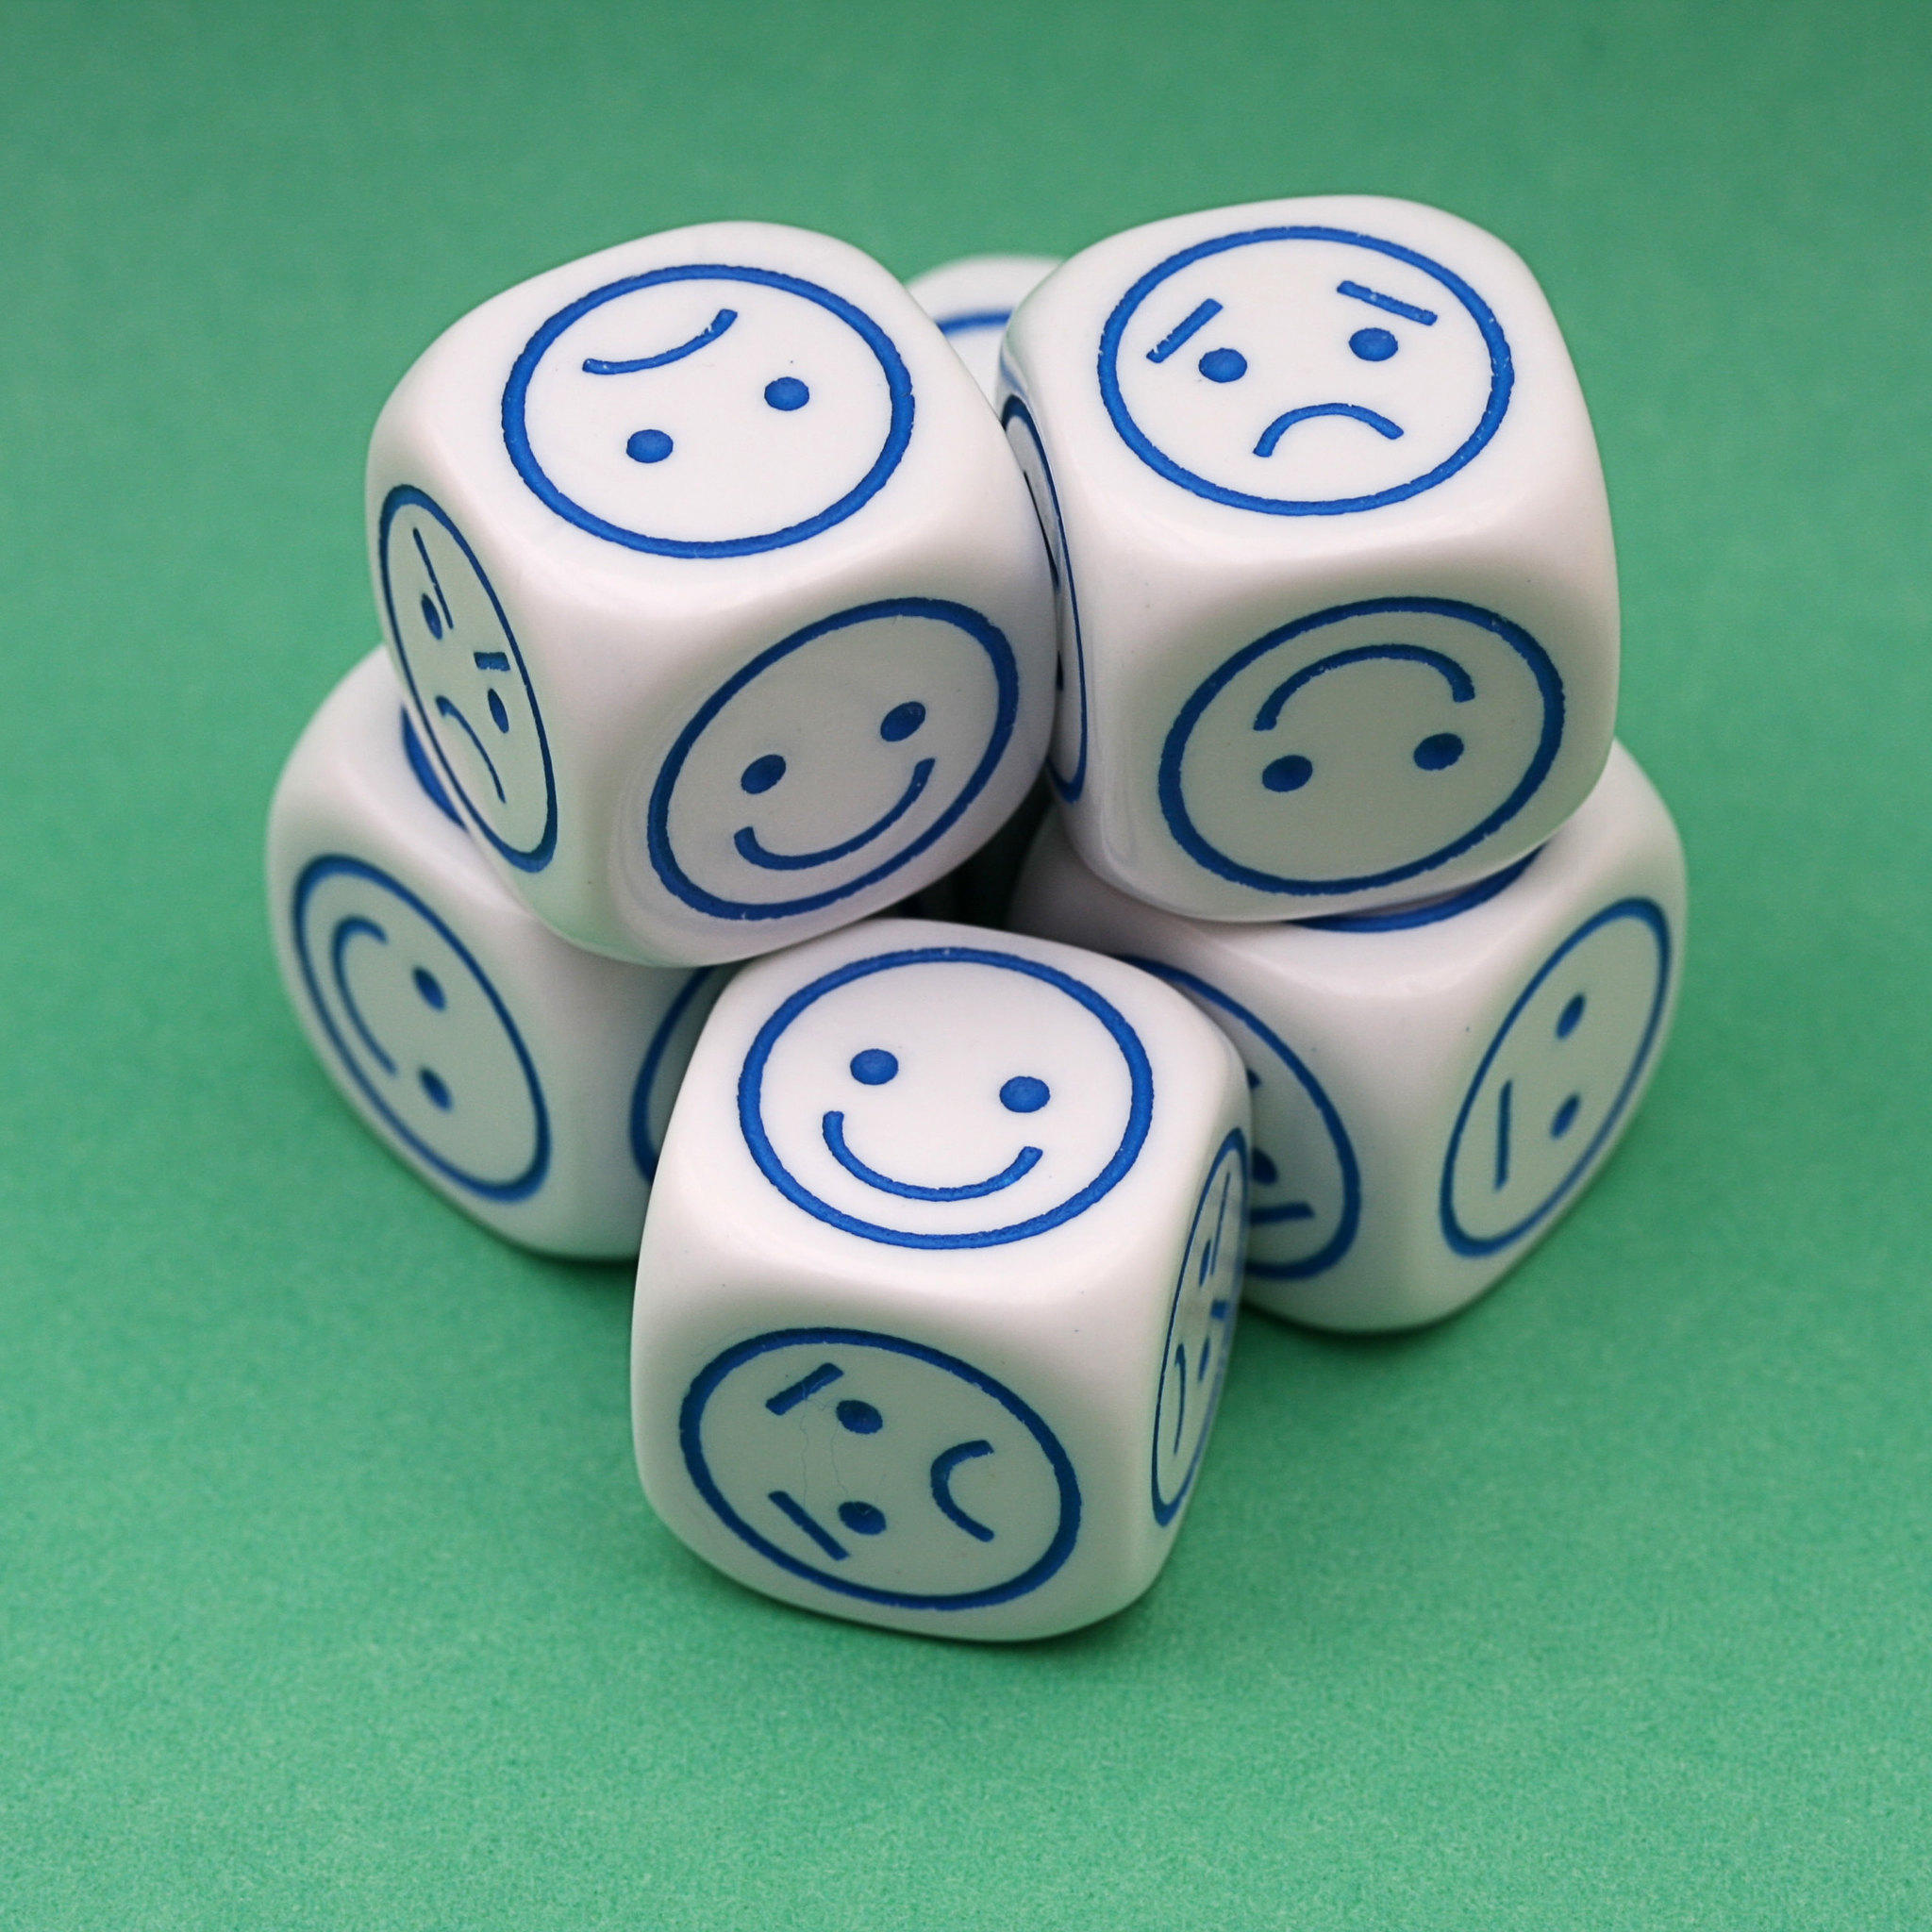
left=1101, top=225, right=1511, bottom=515
left=292, top=857, right=548, bottom=1199
left=1441, top=899, right=1672, bottom=1256
left=739, top=946, right=1154, bottom=1248
left=379, top=489, right=558, bottom=870
left=502, top=264, right=913, bottom=558
left=646, top=599, right=1018, bottom=923
left=680, top=1328, right=1080, bottom=1610
left=1160, top=597, right=1564, bottom=897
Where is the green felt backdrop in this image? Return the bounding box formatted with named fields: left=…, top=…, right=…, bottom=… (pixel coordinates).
left=5, top=0, right=1931, bottom=1924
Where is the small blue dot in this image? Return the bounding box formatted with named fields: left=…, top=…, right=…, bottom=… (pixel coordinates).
left=1550, top=1093, right=1581, bottom=1138
left=412, top=967, right=445, bottom=1009
left=1350, top=326, right=1399, bottom=361
left=838, top=1500, right=887, bottom=1536
left=836, top=1399, right=883, bottom=1435
left=1000, top=1075, right=1050, bottom=1113
left=419, top=1067, right=451, bottom=1109
left=1262, top=755, right=1313, bottom=792
left=1244, top=1068, right=1260, bottom=1090
left=419, top=594, right=442, bottom=641
left=1198, top=346, right=1248, bottom=383
left=741, top=753, right=786, bottom=794
left=1557, top=992, right=1586, bottom=1039
left=488, top=689, right=509, bottom=733
left=879, top=701, right=925, bottom=741
left=764, top=376, right=809, bottom=411
left=1413, top=732, right=1464, bottom=771
left=1252, top=1148, right=1279, bottom=1185
left=850, top=1048, right=898, bottom=1085
left=626, top=428, right=674, bottom=463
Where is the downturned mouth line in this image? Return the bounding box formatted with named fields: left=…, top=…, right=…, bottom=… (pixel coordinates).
left=822, top=1112, right=1042, bottom=1201
left=434, top=698, right=507, bottom=802
left=1253, top=403, right=1404, bottom=458
left=734, top=758, right=934, bottom=871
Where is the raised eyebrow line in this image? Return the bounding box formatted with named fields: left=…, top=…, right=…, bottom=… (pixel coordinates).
left=1337, top=280, right=1437, bottom=325
left=471, top=651, right=509, bottom=672
left=411, top=526, right=453, bottom=629
left=1147, top=298, right=1223, bottom=362
left=582, top=306, right=739, bottom=375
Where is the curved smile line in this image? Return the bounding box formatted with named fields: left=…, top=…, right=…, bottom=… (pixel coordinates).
left=735, top=758, right=934, bottom=870
left=330, top=917, right=396, bottom=1074
left=1254, top=403, right=1403, bottom=457
left=822, top=1112, right=1041, bottom=1200
left=434, top=698, right=506, bottom=801
left=582, top=307, right=739, bottom=375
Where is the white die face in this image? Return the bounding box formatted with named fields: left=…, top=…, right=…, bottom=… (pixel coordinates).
left=291, top=857, right=547, bottom=1199
left=643, top=601, right=1018, bottom=922
left=1443, top=899, right=1673, bottom=1256
left=738, top=944, right=1155, bottom=1248
left=679, top=1329, right=1080, bottom=1611
left=1101, top=225, right=1509, bottom=515
left=1161, top=598, right=1564, bottom=897
left=908, top=253, right=1059, bottom=402
left=503, top=266, right=912, bottom=558
left=378, top=490, right=557, bottom=868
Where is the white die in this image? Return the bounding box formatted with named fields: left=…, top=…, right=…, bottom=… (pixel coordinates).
left=267, top=650, right=725, bottom=1257
left=367, top=221, right=1056, bottom=966
left=907, top=254, right=1059, bottom=403
left=1011, top=742, right=1685, bottom=1332
left=631, top=917, right=1250, bottom=1640
left=998, top=194, right=1619, bottom=922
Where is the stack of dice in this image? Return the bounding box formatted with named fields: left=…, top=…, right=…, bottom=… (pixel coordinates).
left=268, top=198, right=1684, bottom=1644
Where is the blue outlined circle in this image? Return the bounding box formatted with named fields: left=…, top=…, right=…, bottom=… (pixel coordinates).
left=291, top=855, right=550, bottom=1201
left=1440, top=898, right=1672, bottom=1257
left=738, top=944, right=1155, bottom=1249
left=1000, top=393, right=1089, bottom=804
left=502, top=264, right=914, bottom=558
left=1099, top=225, right=1513, bottom=516
left=1124, top=958, right=1359, bottom=1281
left=679, top=1326, right=1082, bottom=1611
left=646, top=598, right=1019, bottom=923
left=377, top=486, right=558, bottom=873
left=627, top=967, right=720, bottom=1183
left=1295, top=848, right=1539, bottom=932
left=1152, top=1127, right=1247, bottom=1524
left=1158, top=597, right=1564, bottom=898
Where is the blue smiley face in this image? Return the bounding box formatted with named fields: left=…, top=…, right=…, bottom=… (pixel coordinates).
left=1100, top=225, right=1511, bottom=515
left=378, top=488, right=558, bottom=872
left=292, top=857, right=549, bottom=1199
left=644, top=599, right=1020, bottom=923
left=680, top=1328, right=1081, bottom=1610
left=1441, top=899, right=1673, bottom=1256
left=503, top=265, right=913, bottom=558
left=1159, top=597, right=1564, bottom=898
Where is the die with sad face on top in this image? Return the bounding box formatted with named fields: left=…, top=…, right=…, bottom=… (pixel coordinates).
left=998, top=195, right=1618, bottom=922
left=368, top=222, right=1056, bottom=967
left=267, top=650, right=724, bottom=1256
left=633, top=918, right=1251, bottom=1640
left=1012, top=742, right=1684, bottom=1332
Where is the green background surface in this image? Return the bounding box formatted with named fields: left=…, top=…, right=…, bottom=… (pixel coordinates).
left=4, top=0, right=1930, bottom=1924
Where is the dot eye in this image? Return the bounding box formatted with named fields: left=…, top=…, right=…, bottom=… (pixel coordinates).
left=1251, top=1148, right=1279, bottom=1186
left=1413, top=732, right=1464, bottom=771
left=626, top=427, right=674, bottom=463
left=837, top=1500, right=887, bottom=1535
left=418, top=1067, right=452, bottom=1109
left=764, top=376, right=810, bottom=411
left=1261, top=754, right=1312, bottom=792
left=1349, top=326, right=1399, bottom=361
left=879, top=701, right=925, bottom=742
left=836, top=1399, right=882, bottom=1434
left=419, top=593, right=443, bottom=640
left=850, top=1048, right=898, bottom=1085
left=412, top=967, right=446, bottom=1009
left=741, top=753, right=786, bottom=794
left=1000, top=1074, right=1050, bottom=1113
left=1550, top=1093, right=1581, bottom=1138
left=488, top=689, right=510, bottom=733
left=1556, top=993, right=1586, bottom=1039
left=1198, top=346, right=1248, bottom=383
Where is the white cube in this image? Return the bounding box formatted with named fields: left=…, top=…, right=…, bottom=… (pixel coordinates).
left=368, top=221, right=1057, bottom=966
left=1011, top=742, right=1685, bottom=1332
left=631, top=917, right=1251, bottom=1640
left=268, top=650, right=724, bottom=1256
left=907, top=253, right=1059, bottom=402
left=998, top=194, right=1619, bottom=921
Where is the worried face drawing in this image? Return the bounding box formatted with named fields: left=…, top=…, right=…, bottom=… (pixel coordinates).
left=503, top=264, right=913, bottom=557
left=1100, top=225, right=1511, bottom=514
left=739, top=946, right=1155, bottom=1248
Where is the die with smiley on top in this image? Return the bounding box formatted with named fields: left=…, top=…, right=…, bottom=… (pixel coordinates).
left=1011, top=742, right=1684, bottom=1333
left=267, top=650, right=725, bottom=1257
left=997, top=194, right=1618, bottom=922
left=632, top=918, right=1251, bottom=1640
left=368, top=222, right=1057, bottom=967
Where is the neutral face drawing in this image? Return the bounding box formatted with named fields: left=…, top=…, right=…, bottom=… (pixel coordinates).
left=503, top=265, right=913, bottom=557
left=739, top=945, right=1154, bottom=1248
left=680, top=1328, right=1081, bottom=1610
left=1101, top=225, right=1511, bottom=515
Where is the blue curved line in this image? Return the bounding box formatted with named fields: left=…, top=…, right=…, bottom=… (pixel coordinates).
left=582, top=307, right=738, bottom=373
left=627, top=968, right=718, bottom=1183
left=1254, top=641, right=1475, bottom=732
left=400, top=710, right=463, bottom=828
left=822, top=1113, right=1041, bottom=1201
left=733, top=758, right=934, bottom=871
left=329, top=917, right=394, bottom=1074
left=434, top=697, right=506, bottom=802
left=1298, top=849, right=1537, bottom=931
left=929, top=1441, right=996, bottom=1541
left=1254, top=402, right=1403, bottom=457
left=937, top=308, right=1010, bottom=337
